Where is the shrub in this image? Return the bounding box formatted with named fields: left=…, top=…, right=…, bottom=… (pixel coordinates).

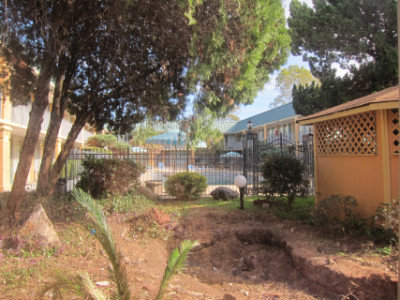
left=165, top=172, right=207, bottom=200
left=77, top=157, right=144, bottom=198
left=261, top=153, right=307, bottom=208
left=313, top=194, right=366, bottom=234
left=86, top=134, right=117, bottom=148
left=372, top=198, right=399, bottom=243
left=113, top=141, right=130, bottom=150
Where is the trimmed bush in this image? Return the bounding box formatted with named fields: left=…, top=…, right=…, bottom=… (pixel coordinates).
left=261, top=153, right=307, bottom=208
left=86, top=134, right=117, bottom=148
left=165, top=172, right=207, bottom=200
left=313, top=194, right=366, bottom=234
left=77, top=157, right=144, bottom=198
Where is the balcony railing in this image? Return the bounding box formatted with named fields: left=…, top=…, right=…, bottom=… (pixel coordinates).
left=11, top=104, right=93, bottom=142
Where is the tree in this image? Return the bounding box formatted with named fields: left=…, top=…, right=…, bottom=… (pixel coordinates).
left=178, top=106, right=224, bottom=151
left=288, top=0, right=397, bottom=115
left=271, top=65, right=319, bottom=107
left=2, top=0, right=140, bottom=217
left=131, top=125, right=160, bottom=147
left=2, top=0, right=290, bottom=219
left=292, top=73, right=347, bottom=116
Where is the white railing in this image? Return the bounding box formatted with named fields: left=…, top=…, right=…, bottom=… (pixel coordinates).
left=11, top=104, right=93, bottom=143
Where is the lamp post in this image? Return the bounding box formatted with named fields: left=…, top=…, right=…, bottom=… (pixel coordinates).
left=243, top=118, right=258, bottom=196
left=247, top=119, right=253, bottom=133
left=234, top=175, right=247, bottom=210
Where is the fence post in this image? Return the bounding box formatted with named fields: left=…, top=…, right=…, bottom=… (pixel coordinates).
left=64, top=158, right=68, bottom=193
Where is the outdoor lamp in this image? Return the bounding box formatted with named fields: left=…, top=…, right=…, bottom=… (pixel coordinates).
left=234, top=175, right=247, bottom=210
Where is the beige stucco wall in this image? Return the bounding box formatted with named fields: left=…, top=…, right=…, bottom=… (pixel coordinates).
left=314, top=109, right=398, bottom=217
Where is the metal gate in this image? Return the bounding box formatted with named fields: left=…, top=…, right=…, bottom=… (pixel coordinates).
left=253, top=133, right=315, bottom=196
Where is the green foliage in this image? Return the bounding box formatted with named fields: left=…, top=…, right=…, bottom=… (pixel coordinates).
left=289, top=0, right=397, bottom=115
left=156, top=240, right=199, bottom=300
left=271, top=65, right=319, bottom=107
left=77, top=157, right=144, bottom=198
left=132, top=124, right=159, bottom=147
left=289, top=0, right=396, bottom=66
left=113, top=141, right=130, bottom=150
left=100, top=191, right=154, bottom=214
left=185, top=0, right=291, bottom=115
left=261, top=153, right=307, bottom=208
left=179, top=107, right=224, bottom=150
left=372, top=198, right=399, bottom=243
left=271, top=196, right=315, bottom=222
left=292, top=77, right=348, bottom=116
left=313, top=194, right=366, bottom=235
left=86, top=134, right=117, bottom=148
left=165, top=172, right=207, bottom=200
left=72, top=189, right=131, bottom=300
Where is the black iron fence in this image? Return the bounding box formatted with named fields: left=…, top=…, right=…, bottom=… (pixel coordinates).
left=61, top=136, right=314, bottom=197
left=60, top=148, right=245, bottom=197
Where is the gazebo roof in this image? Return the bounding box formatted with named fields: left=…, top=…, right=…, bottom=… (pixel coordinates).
left=298, top=85, right=399, bottom=124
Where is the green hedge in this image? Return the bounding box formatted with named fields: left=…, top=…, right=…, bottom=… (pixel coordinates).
left=165, top=172, right=207, bottom=200
left=77, top=157, right=144, bottom=198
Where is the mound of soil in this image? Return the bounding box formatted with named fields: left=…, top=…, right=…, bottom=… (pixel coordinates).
left=0, top=202, right=397, bottom=300
left=171, top=209, right=397, bottom=300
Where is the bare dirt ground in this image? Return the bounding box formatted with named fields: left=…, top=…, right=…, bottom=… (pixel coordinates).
left=0, top=199, right=398, bottom=300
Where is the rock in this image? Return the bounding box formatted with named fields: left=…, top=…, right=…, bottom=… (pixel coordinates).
left=210, top=187, right=239, bottom=201
left=242, top=253, right=256, bottom=271
left=0, top=237, right=20, bottom=250
left=19, top=204, right=61, bottom=248
left=136, top=185, right=159, bottom=201
left=222, top=294, right=236, bottom=300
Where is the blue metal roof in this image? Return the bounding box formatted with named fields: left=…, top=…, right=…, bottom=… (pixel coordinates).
left=226, top=103, right=298, bottom=134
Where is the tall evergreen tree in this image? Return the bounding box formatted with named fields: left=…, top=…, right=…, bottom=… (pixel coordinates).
left=288, top=0, right=397, bottom=115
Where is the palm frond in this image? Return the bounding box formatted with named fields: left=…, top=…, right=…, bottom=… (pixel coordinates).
left=39, top=271, right=107, bottom=300
left=156, top=240, right=199, bottom=300
left=71, top=189, right=131, bottom=300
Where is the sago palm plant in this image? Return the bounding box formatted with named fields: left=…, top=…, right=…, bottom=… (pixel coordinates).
left=40, top=188, right=198, bottom=300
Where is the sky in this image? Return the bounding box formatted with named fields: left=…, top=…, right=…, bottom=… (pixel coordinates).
left=235, top=0, right=314, bottom=120
left=235, top=55, right=310, bottom=120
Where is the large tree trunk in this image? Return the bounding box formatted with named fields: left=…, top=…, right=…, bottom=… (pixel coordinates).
left=7, top=55, right=53, bottom=220
left=36, top=74, right=66, bottom=196
left=45, top=113, right=89, bottom=197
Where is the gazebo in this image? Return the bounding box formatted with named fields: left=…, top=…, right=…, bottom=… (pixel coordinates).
left=298, top=86, right=399, bottom=217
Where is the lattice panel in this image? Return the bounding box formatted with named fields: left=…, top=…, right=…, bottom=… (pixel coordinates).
left=315, top=112, right=376, bottom=155
left=388, top=109, right=399, bottom=154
